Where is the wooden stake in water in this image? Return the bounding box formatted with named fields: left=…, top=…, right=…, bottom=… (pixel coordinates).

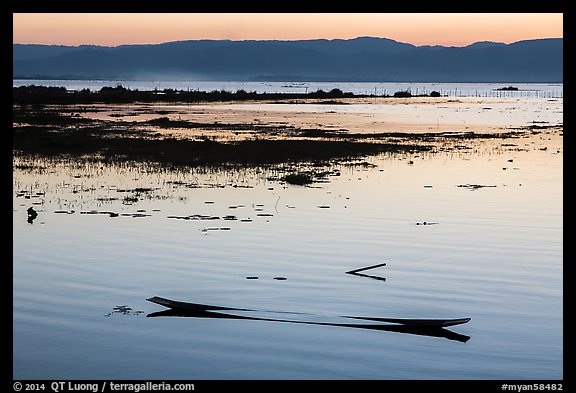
left=346, top=262, right=387, bottom=274
left=346, top=262, right=387, bottom=281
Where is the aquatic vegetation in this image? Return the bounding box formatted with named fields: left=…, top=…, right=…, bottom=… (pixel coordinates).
left=14, top=92, right=558, bottom=174
left=456, top=184, right=497, bottom=190
left=13, top=116, right=433, bottom=168
left=283, top=172, right=314, bottom=185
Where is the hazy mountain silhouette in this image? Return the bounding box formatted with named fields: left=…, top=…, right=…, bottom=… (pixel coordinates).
left=13, top=37, right=563, bottom=82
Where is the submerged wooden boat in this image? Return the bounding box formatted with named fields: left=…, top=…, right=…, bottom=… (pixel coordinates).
left=147, top=296, right=470, bottom=328
left=147, top=296, right=471, bottom=343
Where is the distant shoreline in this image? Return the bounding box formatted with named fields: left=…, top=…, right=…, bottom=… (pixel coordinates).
left=13, top=76, right=564, bottom=83
left=13, top=85, right=443, bottom=105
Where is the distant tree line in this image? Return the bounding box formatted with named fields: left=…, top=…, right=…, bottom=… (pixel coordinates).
left=13, top=85, right=441, bottom=105
left=13, top=85, right=355, bottom=105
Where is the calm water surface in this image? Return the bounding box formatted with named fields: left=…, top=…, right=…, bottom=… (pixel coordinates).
left=13, top=88, right=563, bottom=381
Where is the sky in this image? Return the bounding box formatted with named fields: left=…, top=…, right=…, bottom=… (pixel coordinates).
left=13, top=13, right=563, bottom=47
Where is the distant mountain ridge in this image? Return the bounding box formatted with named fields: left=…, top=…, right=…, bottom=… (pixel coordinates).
left=13, top=37, right=563, bottom=82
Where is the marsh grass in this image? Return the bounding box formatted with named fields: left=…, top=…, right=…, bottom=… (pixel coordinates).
left=13, top=104, right=433, bottom=168
left=13, top=90, right=555, bottom=171
left=13, top=122, right=431, bottom=168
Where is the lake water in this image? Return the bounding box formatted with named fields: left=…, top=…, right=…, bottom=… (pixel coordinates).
left=12, top=89, right=563, bottom=381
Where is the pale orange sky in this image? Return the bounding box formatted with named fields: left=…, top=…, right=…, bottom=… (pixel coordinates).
left=13, top=13, right=563, bottom=47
